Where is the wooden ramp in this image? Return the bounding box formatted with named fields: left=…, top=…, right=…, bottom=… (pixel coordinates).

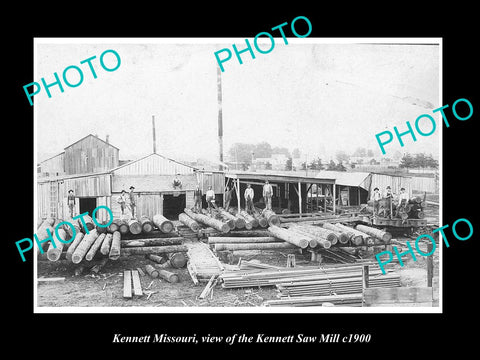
left=185, top=241, right=224, bottom=284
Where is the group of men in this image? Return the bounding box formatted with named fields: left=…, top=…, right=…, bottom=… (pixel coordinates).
left=371, top=185, right=409, bottom=218
left=192, top=179, right=274, bottom=215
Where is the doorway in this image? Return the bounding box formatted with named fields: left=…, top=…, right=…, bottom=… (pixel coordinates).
left=163, top=194, right=186, bottom=220
left=79, top=197, right=97, bottom=216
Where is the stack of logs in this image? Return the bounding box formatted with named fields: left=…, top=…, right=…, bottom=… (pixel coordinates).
left=37, top=213, right=186, bottom=271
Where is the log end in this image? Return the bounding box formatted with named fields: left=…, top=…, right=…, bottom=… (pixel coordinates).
left=308, top=239, right=318, bottom=248
left=221, top=224, right=231, bottom=233
left=142, top=223, right=153, bottom=233
left=160, top=223, right=174, bottom=234
left=47, top=249, right=61, bottom=262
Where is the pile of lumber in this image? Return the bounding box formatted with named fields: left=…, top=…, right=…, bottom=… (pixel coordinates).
left=264, top=294, right=363, bottom=307
left=186, top=242, right=225, bottom=284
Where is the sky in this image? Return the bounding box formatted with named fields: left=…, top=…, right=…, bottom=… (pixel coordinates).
left=35, top=38, right=440, bottom=164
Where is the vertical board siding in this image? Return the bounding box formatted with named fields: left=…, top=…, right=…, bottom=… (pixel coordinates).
left=112, top=153, right=195, bottom=176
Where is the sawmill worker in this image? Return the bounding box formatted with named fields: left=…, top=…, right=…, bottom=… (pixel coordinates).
left=372, top=187, right=381, bottom=216
left=244, top=183, right=255, bottom=214
left=263, top=180, right=273, bottom=210
left=224, top=185, right=233, bottom=211
left=173, top=174, right=182, bottom=189
left=395, top=187, right=409, bottom=216
left=129, top=186, right=136, bottom=218
left=206, top=185, right=216, bottom=213
left=67, top=189, right=75, bottom=218
left=117, top=190, right=128, bottom=215
left=194, top=184, right=203, bottom=212
left=384, top=186, right=394, bottom=218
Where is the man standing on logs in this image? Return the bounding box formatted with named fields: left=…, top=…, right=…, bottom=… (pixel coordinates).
left=395, top=187, right=409, bottom=217
left=384, top=186, right=394, bottom=219
left=224, top=184, right=233, bottom=211
left=206, top=185, right=216, bottom=213
left=67, top=189, right=76, bottom=218
left=372, top=187, right=381, bottom=217
left=263, top=180, right=273, bottom=211
left=244, top=183, right=254, bottom=214
left=117, top=190, right=128, bottom=215
left=194, top=184, right=203, bottom=212
left=129, top=186, right=137, bottom=218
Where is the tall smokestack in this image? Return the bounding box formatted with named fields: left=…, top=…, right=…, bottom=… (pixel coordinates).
left=152, top=115, right=157, bottom=154
left=105, top=134, right=109, bottom=144
left=217, top=65, right=223, bottom=171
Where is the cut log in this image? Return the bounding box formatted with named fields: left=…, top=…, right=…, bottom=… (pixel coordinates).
left=85, top=233, right=106, bottom=261
left=79, top=214, right=95, bottom=233
left=268, top=225, right=309, bottom=249
left=121, top=238, right=183, bottom=247
left=184, top=208, right=230, bottom=233
left=334, top=223, right=366, bottom=246
left=240, top=210, right=259, bottom=228
left=100, top=233, right=113, bottom=255
left=152, top=214, right=174, bottom=233
left=145, top=264, right=159, bottom=278
left=146, top=253, right=167, bottom=264
left=168, top=252, right=188, bottom=269
left=66, top=232, right=85, bottom=261
left=287, top=226, right=331, bottom=249
left=289, top=224, right=338, bottom=245
left=108, top=219, right=121, bottom=233
left=219, top=209, right=245, bottom=229
left=96, top=221, right=109, bottom=234
left=120, top=245, right=188, bottom=256
left=323, top=223, right=362, bottom=245
left=214, top=242, right=297, bottom=251
left=72, top=229, right=99, bottom=264
left=156, top=269, right=179, bottom=283
left=263, top=209, right=280, bottom=226
left=238, top=215, right=253, bottom=230
left=36, top=220, right=55, bottom=255
left=208, top=236, right=283, bottom=244
left=116, top=219, right=129, bottom=235
left=108, top=231, right=121, bottom=260
left=62, top=218, right=81, bottom=243
left=140, top=215, right=154, bottom=233
left=209, top=230, right=272, bottom=237
left=47, top=228, right=67, bottom=262
left=355, top=224, right=392, bottom=243
left=178, top=213, right=200, bottom=232
left=252, top=212, right=268, bottom=228
left=128, top=219, right=142, bottom=235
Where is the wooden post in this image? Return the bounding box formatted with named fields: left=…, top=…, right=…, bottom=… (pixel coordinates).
left=332, top=183, right=336, bottom=214
left=427, top=242, right=433, bottom=287
left=237, top=178, right=241, bottom=214
left=362, top=264, right=369, bottom=289
left=298, top=182, right=302, bottom=215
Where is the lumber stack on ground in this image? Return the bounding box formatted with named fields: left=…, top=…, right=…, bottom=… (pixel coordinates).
left=121, top=238, right=183, bottom=247
left=153, top=214, right=174, bottom=234
left=120, top=245, right=188, bottom=256
left=214, top=242, right=297, bottom=251
left=208, top=236, right=283, bottom=244
left=184, top=208, right=230, bottom=233
left=186, top=242, right=224, bottom=282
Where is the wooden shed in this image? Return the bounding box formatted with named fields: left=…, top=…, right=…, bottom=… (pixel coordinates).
left=64, top=134, right=119, bottom=175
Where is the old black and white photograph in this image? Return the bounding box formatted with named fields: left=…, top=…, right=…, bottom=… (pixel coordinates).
left=33, top=38, right=441, bottom=312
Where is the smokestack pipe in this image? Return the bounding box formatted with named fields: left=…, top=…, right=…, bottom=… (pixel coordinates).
left=152, top=115, right=157, bottom=154
left=217, top=66, right=223, bottom=171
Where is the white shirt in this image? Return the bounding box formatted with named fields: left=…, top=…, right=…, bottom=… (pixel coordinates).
left=398, top=192, right=409, bottom=202
left=263, top=184, right=273, bottom=196
left=244, top=188, right=254, bottom=200
left=372, top=191, right=381, bottom=201
left=206, top=189, right=215, bottom=198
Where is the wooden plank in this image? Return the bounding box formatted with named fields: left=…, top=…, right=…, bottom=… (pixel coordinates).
left=131, top=270, right=143, bottom=296
left=123, top=270, right=132, bottom=298
left=364, top=287, right=432, bottom=306
left=38, top=277, right=65, bottom=282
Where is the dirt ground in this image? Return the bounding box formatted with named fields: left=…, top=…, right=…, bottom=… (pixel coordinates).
left=36, top=233, right=438, bottom=309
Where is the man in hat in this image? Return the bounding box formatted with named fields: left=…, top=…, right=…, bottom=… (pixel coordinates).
left=384, top=186, right=394, bottom=218
left=194, top=184, right=203, bottom=212
left=67, top=189, right=76, bottom=218
left=129, top=186, right=137, bottom=218
left=263, top=180, right=273, bottom=211
left=206, top=185, right=216, bottom=213
left=371, top=187, right=381, bottom=216
left=244, top=183, right=254, bottom=214
left=117, top=190, right=128, bottom=215
left=224, top=184, right=233, bottom=211
left=395, top=187, right=409, bottom=217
